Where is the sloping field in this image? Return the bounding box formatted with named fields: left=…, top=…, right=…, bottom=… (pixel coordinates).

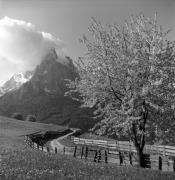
left=0, top=116, right=67, bottom=148
left=1, top=116, right=175, bottom=179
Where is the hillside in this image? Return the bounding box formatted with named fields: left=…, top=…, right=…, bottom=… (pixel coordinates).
left=0, top=115, right=68, bottom=148
left=0, top=50, right=97, bottom=131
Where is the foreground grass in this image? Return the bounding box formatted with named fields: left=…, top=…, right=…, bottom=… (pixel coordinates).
left=1, top=116, right=175, bottom=179
left=1, top=147, right=175, bottom=180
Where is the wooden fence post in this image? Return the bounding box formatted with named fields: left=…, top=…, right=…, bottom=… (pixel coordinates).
left=173, top=157, right=175, bottom=172
left=63, top=146, right=65, bottom=154
left=129, top=152, right=132, bottom=165
left=42, top=145, right=43, bottom=151
left=55, top=147, right=57, bottom=154
left=47, top=147, right=50, bottom=152
left=143, top=154, right=151, bottom=168
left=105, top=150, right=108, bottom=163
left=74, top=146, right=77, bottom=157
left=159, top=156, right=162, bottom=170
left=37, top=144, right=39, bottom=149
left=119, top=152, right=123, bottom=165
left=94, top=150, right=98, bottom=162
left=81, top=146, right=84, bottom=159
left=98, top=150, right=101, bottom=163
left=85, top=146, right=88, bottom=160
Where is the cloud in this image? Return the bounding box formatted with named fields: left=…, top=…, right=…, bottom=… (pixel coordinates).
left=0, top=17, right=65, bottom=83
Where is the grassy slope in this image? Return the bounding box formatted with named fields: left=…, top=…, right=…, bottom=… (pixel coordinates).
left=1, top=116, right=175, bottom=180
left=0, top=116, right=67, bottom=148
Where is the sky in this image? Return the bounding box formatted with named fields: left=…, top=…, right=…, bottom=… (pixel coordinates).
left=0, top=0, right=174, bottom=84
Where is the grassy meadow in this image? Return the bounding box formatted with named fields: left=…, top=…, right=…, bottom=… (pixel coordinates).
left=0, top=116, right=67, bottom=147
left=1, top=116, right=175, bottom=179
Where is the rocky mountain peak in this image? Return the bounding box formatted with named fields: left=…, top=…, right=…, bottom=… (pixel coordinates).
left=42, top=48, right=58, bottom=64
left=0, top=71, right=33, bottom=96
left=12, top=72, right=29, bottom=83
left=31, top=49, right=77, bottom=95
left=0, top=49, right=77, bottom=97
left=0, top=50, right=96, bottom=132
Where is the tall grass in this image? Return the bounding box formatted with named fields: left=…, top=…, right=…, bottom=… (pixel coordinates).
left=1, top=146, right=175, bottom=180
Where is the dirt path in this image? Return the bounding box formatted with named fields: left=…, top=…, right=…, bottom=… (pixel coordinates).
left=50, top=129, right=76, bottom=151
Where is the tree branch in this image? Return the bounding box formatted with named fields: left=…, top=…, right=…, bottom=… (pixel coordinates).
left=103, top=49, right=124, bottom=102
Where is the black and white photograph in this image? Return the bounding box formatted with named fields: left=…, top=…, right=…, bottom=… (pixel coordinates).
left=0, top=0, right=175, bottom=179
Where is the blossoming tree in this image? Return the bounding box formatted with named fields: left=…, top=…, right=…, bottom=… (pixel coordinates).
left=66, top=14, right=175, bottom=167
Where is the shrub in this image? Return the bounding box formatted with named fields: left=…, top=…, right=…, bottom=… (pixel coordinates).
left=25, top=115, right=37, bottom=122
left=11, top=112, right=23, bottom=120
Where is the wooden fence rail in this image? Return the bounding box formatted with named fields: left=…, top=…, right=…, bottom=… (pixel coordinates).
left=24, top=135, right=175, bottom=172
left=73, top=137, right=175, bottom=157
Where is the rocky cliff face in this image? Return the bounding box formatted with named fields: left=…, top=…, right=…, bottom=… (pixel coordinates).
left=0, top=49, right=97, bottom=131
left=30, top=49, right=77, bottom=96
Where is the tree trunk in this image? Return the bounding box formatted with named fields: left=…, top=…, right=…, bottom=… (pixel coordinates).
left=132, top=121, right=146, bottom=168
left=132, top=100, right=148, bottom=168
left=137, top=147, right=145, bottom=168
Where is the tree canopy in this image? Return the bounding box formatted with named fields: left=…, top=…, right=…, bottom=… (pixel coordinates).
left=66, top=13, right=175, bottom=167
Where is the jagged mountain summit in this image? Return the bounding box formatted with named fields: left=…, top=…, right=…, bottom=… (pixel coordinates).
left=0, top=71, right=33, bottom=96
left=0, top=49, right=96, bottom=131
left=30, top=49, right=77, bottom=96
left=0, top=49, right=76, bottom=97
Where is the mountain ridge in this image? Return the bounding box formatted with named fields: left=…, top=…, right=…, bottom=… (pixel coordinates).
left=0, top=49, right=97, bottom=131
left=0, top=71, right=33, bottom=96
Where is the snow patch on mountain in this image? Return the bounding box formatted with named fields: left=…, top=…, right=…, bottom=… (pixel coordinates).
left=13, top=73, right=30, bottom=83
left=0, top=71, right=33, bottom=96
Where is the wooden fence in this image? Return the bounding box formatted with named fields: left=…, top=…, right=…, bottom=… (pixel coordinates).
left=73, top=137, right=175, bottom=156
left=72, top=137, right=175, bottom=172
left=24, top=135, right=175, bottom=172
